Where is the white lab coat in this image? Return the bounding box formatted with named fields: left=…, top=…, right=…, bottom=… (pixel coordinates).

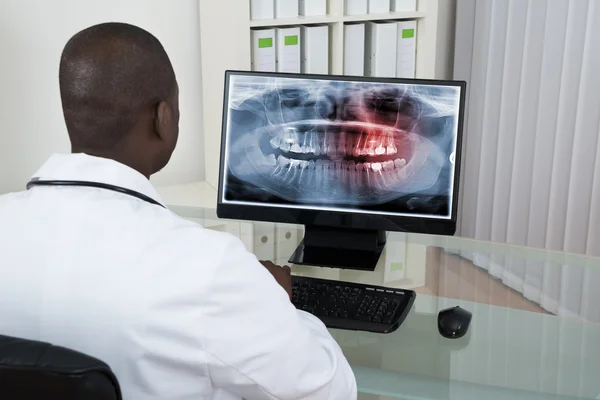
left=0, top=153, right=357, bottom=400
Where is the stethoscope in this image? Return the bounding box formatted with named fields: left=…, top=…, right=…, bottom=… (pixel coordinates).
left=26, top=179, right=165, bottom=208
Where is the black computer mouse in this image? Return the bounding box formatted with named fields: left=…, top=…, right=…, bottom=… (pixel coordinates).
left=437, top=306, right=472, bottom=339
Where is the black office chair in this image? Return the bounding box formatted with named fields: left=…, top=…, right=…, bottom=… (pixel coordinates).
left=0, top=334, right=122, bottom=400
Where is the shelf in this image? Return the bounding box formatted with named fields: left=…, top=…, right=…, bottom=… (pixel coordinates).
left=249, top=15, right=337, bottom=28
left=249, top=11, right=427, bottom=28
left=343, top=11, right=427, bottom=22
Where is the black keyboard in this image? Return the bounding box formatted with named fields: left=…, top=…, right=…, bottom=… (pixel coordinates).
left=291, top=276, right=416, bottom=334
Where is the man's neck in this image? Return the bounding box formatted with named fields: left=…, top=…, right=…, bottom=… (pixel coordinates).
left=71, top=147, right=151, bottom=179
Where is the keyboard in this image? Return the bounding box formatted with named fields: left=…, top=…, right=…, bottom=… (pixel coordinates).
left=291, top=276, right=416, bottom=334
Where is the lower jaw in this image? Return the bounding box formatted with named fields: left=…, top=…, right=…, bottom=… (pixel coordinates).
left=247, top=154, right=427, bottom=205
left=273, top=163, right=408, bottom=190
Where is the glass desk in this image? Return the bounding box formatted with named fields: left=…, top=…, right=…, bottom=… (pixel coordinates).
left=171, top=206, right=600, bottom=400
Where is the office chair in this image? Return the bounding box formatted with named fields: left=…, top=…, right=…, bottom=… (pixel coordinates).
left=0, top=334, right=122, bottom=400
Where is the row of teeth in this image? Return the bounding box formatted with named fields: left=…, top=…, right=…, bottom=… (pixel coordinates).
left=269, top=135, right=398, bottom=157
left=267, top=154, right=407, bottom=172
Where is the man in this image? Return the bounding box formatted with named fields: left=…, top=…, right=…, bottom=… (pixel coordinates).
left=0, top=22, right=356, bottom=400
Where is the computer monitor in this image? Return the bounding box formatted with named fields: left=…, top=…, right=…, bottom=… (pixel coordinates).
left=217, top=71, right=466, bottom=270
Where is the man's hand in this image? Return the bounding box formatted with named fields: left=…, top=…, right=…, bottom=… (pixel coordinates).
left=260, top=261, right=292, bottom=300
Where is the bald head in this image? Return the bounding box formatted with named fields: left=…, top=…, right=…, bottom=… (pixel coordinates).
left=59, top=22, right=177, bottom=152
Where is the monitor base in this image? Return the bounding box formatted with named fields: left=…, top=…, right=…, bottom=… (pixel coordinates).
left=288, top=226, right=386, bottom=271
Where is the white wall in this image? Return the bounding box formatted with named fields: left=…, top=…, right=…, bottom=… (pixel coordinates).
left=198, top=0, right=251, bottom=190
left=435, top=0, right=456, bottom=80
left=0, top=0, right=204, bottom=194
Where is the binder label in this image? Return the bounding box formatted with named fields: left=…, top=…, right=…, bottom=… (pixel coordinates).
left=402, top=29, right=415, bottom=39
left=258, top=38, right=273, bottom=48
left=391, top=262, right=404, bottom=271
left=284, top=35, right=299, bottom=46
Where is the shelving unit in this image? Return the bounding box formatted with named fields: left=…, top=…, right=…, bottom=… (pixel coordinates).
left=249, top=15, right=337, bottom=27
left=342, top=10, right=427, bottom=22
left=245, top=1, right=437, bottom=77
left=249, top=11, right=427, bottom=27
left=184, top=0, right=442, bottom=207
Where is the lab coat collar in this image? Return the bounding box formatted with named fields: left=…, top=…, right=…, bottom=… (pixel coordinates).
left=31, top=153, right=166, bottom=207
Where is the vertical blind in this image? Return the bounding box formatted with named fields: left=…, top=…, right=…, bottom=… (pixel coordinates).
left=454, top=0, right=600, bottom=322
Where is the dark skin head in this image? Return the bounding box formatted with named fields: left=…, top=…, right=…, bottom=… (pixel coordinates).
left=59, top=22, right=179, bottom=178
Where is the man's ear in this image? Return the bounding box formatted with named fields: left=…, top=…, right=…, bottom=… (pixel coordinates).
left=154, top=100, right=172, bottom=141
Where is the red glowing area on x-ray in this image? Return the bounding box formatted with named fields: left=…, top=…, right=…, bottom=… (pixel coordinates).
left=355, top=127, right=414, bottom=163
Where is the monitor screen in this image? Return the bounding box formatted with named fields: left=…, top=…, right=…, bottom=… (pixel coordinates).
left=219, top=71, right=464, bottom=223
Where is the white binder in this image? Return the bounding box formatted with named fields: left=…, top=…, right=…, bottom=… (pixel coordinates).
left=250, top=0, right=275, bottom=20
left=365, top=21, right=397, bottom=77
left=383, top=232, right=407, bottom=283
left=345, top=0, right=368, bottom=15
left=251, top=29, right=276, bottom=72
left=368, top=0, right=390, bottom=13
left=253, top=224, right=276, bottom=260
left=391, top=0, right=416, bottom=12
left=344, top=23, right=365, bottom=76
left=299, top=0, right=327, bottom=16
left=396, top=20, right=417, bottom=78
left=275, top=0, right=298, bottom=18
left=301, top=25, right=329, bottom=74
left=275, top=224, right=299, bottom=263
left=276, top=27, right=301, bottom=73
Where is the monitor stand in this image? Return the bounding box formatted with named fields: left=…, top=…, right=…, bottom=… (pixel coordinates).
left=288, top=225, right=386, bottom=271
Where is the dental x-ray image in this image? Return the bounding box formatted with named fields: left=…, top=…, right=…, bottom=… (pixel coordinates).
left=222, top=73, right=461, bottom=219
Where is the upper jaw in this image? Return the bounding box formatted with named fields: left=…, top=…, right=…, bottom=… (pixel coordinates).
left=265, top=120, right=414, bottom=163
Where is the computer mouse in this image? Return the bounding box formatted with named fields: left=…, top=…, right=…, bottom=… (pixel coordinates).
left=437, top=306, right=472, bottom=339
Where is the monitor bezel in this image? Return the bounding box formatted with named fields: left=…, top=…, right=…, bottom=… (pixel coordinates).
left=216, top=70, right=467, bottom=235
